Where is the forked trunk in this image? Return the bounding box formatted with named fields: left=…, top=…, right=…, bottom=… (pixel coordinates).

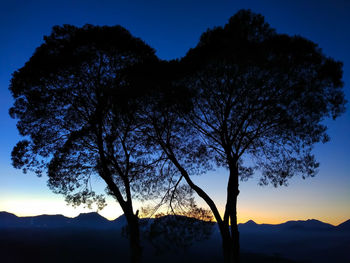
left=219, top=218, right=239, bottom=263
left=220, top=225, right=234, bottom=263
left=167, top=153, right=241, bottom=263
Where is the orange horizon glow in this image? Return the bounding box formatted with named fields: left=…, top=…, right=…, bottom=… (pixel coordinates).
left=1, top=202, right=348, bottom=227
left=2, top=209, right=347, bottom=227
left=1, top=170, right=349, bottom=227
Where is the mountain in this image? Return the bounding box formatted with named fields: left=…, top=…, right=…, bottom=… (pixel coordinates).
left=0, top=211, right=20, bottom=228
left=70, top=212, right=111, bottom=228
left=0, top=212, right=349, bottom=262
left=237, top=219, right=350, bottom=263
left=337, top=219, right=350, bottom=231
left=238, top=220, right=262, bottom=232
left=1, top=211, right=349, bottom=233
left=279, top=219, right=335, bottom=231
left=238, top=218, right=341, bottom=233
left=112, top=214, right=127, bottom=227
left=0, top=212, right=126, bottom=229
left=23, top=214, right=71, bottom=228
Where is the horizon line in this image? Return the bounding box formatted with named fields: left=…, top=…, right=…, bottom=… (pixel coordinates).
left=1, top=210, right=348, bottom=227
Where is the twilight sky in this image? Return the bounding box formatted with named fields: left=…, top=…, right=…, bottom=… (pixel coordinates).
left=0, top=0, right=349, bottom=225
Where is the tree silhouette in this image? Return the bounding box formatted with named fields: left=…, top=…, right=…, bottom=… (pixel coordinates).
left=146, top=212, right=214, bottom=254
left=148, top=10, right=346, bottom=263
left=9, top=24, right=166, bottom=263
left=8, top=11, right=347, bottom=263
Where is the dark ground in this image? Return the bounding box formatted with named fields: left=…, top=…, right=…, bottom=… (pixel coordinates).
left=0, top=228, right=297, bottom=263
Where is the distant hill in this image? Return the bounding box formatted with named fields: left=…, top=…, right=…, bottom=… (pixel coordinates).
left=337, top=219, right=350, bottom=231
left=0, top=211, right=349, bottom=263
left=0, top=212, right=126, bottom=229
left=0, top=211, right=349, bottom=232
left=236, top=218, right=350, bottom=263
left=278, top=219, right=335, bottom=231
left=238, top=218, right=338, bottom=233
left=0, top=212, right=20, bottom=228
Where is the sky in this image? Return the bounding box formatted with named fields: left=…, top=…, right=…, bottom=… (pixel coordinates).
left=0, top=0, right=349, bottom=225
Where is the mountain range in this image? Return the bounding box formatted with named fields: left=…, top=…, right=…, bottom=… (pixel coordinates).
left=0, top=211, right=349, bottom=263
left=0, top=211, right=126, bottom=229
left=0, top=211, right=348, bottom=232
left=238, top=218, right=349, bottom=233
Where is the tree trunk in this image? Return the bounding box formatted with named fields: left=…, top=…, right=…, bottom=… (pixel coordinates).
left=221, top=158, right=240, bottom=263
left=231, top=192, right=240, bottom=263
left=166, top=151, right=240, bottom=263
left=220, top=224, right=235, bottom=263
left=126, top=213, right=142, bottom=263
left=96, top=121, right=142, bottom=263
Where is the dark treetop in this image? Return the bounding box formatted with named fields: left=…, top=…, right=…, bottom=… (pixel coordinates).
left=145, top=9, right=346, bottom=263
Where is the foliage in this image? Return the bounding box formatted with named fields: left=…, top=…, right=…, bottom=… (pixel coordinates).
left=9, top=24, right=162, bottom=209
left=9, top=10, right=346, bottom=263
left=182, top=9, right=346, bottom=186
left=146, top=9, right=346, bottom=263
left=142, top=200, right=214, bottom=253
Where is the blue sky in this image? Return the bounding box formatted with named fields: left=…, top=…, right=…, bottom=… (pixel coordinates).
left=0, top=0, right=349, bottom=224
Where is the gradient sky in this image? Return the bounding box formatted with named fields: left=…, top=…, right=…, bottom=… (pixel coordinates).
left=0, top=0, right=349, bottom=225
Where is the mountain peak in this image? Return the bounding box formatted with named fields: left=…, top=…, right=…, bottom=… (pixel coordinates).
left=74, top=212, right=108, bottom=223
left=306, top=219, right=321, bottom=223
left=281, top=218, right=335, bottom=231
left=75, top=212, right=103, bottom=218
left=245, top=220, right=257, bottom=225
left=0, top=211, right=18, bottom=218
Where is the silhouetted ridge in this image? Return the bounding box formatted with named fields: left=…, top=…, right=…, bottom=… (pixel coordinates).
left=280, top=219, right=335, bottom=231
left=238, top=218, right=340, bottom=233
left=0, top=211, right=18, bottom=220
left=24, top=214, right=70, bottom=228
left=112, top=214, right=127, bottom=227
left=1, top=212, right=349, bottom=234
left=0, top=211, right=111, bottom=229
left=337, top=219, right=350, bottom=231
left=0, top=211, right=20, bottom=227
left=244, top=220, right=257, bottom=225
left=71, top=212, right=111, bottom=228
left=74, top=212, right=106, bottom=221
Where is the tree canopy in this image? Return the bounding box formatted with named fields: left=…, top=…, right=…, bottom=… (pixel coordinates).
left=9, top=24, right=211, bottom=263
left=183, top=10, right=345, bottom=186
left=9, top=24, right=164, bottom=263
left=9, top=10, right=347, bottom=263
left=147, top=9, right=346, bottom=263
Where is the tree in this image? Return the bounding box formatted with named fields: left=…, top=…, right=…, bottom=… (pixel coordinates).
left=9, top=24, right=165, bottom=263
left=149, top=10, right=346, bottom=263
left=145, top=209, right=214, bottom=254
